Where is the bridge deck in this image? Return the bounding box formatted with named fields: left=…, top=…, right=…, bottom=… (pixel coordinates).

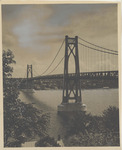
left=11, top=71, right=118, bottom=80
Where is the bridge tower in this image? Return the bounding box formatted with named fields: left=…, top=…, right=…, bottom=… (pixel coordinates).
left=26, top=64, right=33, bottom=89
left=27, top=64, right=33, bottom=79
left=58, top=35, right=86, bottom=112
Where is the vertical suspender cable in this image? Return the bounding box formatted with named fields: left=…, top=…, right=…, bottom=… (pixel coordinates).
left=101, top=49, right=102, bottom=71
left=86, top=47, right=88, bottom=72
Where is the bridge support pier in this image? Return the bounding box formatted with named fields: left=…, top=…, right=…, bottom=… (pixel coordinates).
left=58, top=103, right=86, bottom=112
left=58, top=35, right=86, bottom=113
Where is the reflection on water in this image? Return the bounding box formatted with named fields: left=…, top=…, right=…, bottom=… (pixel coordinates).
left=19, top=89, right=119, bottom=139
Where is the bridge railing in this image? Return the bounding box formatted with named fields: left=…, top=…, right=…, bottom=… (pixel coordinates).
left=32, top=71, right=118, bottom=80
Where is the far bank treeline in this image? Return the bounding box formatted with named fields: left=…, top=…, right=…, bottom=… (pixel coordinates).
left=3, top=49, right=120, bottom=147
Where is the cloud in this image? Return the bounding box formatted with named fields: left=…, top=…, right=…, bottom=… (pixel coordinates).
left=66, top=5, right=117, bottom=48
left=2, top=4, right=118, bottom=77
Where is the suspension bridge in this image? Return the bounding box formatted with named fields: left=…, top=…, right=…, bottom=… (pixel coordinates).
left=10, top=35, right=118, bottom=112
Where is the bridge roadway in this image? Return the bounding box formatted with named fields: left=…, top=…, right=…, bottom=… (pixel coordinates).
left=12, top=70, right=118, bottom=81
left=32, top=70, right=118, bottom=80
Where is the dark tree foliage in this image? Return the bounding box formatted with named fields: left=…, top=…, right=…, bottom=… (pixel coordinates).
left=67, top=131, right=119, bottom=146
left=64, top=112, right=102, bottom=136
left=3, top=50, right=50, bottom=147
left=102, top=106, right=119, bottom=132
left=65, top=106, right=120, bottom=146
left=3, top=49, right=16, bottom=78
left=35, top=136, right=60, bottom=147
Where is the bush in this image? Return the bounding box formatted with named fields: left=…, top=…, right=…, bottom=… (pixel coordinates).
left=102, top=106, right=119, bottom=132
left=67, top=131, right=119, bottom=146
left=35, top=136, right=60, bottom=147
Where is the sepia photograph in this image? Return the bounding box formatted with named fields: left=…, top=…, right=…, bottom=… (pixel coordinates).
left=1, top=1, right=121, bottom=148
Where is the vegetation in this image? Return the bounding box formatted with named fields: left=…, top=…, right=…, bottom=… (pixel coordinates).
left=35, top=136, right=60, bottom=147
left=3, top=50, right=51, bottom=147
left=102, top=106, right=119, bottom=132
left=63, top=107, right=119, bottom=146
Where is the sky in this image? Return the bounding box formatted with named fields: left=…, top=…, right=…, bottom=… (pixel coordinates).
left=2, top=4, right=118, bottom=78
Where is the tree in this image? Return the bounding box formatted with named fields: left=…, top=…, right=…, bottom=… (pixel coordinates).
left=3, top=49, right=16, bottom=78
left=3, top=50, right=50, bottom=147
left=65, top=112, right=101, bottom=136
left=102, top=106, right=119, bottom=132
left=65, top=106, right=120, bottom=146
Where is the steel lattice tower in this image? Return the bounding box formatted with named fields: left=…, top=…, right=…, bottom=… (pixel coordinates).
left=62, top=35, right=82, bottom=104
left=26, top=64, right=33, bottom=89
left=27, top=64, right=33, bottom=78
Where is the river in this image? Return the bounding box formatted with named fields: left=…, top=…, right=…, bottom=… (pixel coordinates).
left=19, top=89, right=119, bottom=143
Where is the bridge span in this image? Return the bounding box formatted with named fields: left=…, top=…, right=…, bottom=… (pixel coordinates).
left=10, top=70, right=118, bottom=90
left=32, top=70, right=118, bottom=80
left=12, top=70, right=118, bottom=81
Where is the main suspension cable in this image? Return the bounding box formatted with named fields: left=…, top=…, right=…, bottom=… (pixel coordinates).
left=47, top=56, right=65, bottom=75
left=41, top=39, right=65, bottom=75
left=79, top=36, right=117, bottom=53
left=78, top=42, right=118, bottom=55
